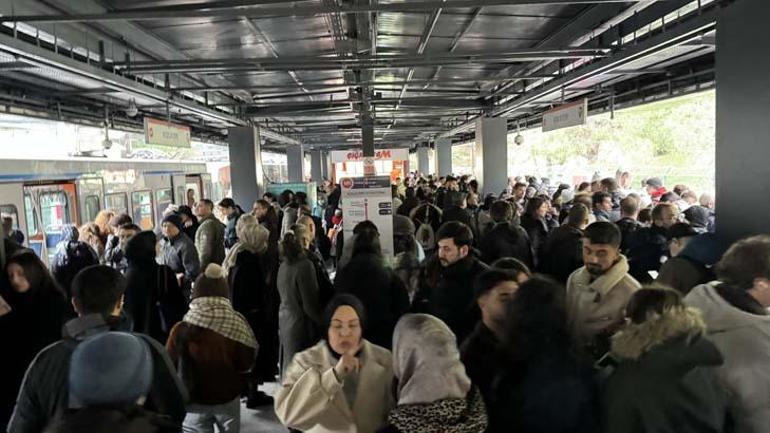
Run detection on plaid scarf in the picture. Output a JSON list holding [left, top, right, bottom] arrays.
[[183, 297, 257, 349]]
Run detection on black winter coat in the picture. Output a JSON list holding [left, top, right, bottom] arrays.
[[414, 254, 489, 344], [334, 253, 410, 349], [124, 259, 187, 344], [538, 224, 584, 283], [478, 222, 533, 268], [520, 214, 553, 268], [442, 206, 473, 228], [626, 225, 669, 284], [616, 217, 641, 254], [460, 323, 501, 409]]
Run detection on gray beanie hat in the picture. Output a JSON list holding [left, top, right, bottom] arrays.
[[68, 332, 153, 409]]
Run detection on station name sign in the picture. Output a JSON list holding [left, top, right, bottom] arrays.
[[331, 148, 409, 163], [542, 99, 588, 132], [144, 117, 192, 148]]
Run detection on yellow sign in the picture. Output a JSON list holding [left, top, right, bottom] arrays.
[[144, 117, 191, 148]]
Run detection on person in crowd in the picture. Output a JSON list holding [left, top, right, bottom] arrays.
[[2, 215, 24, 246], [658, 230, 724, 295], [397, 187, 420, 217], [0, 218, 22, 272], [254, 198, 281, 291], [93, 210, 116, 255], [195, 199, 226, 270], [684, 205, 712, 234], [414, 221, 489, 343], [645, 177, 668, 204], [520, 196, 555, 266], [158, 213, 200, 301], [186, 188, 197, 208], [602, 287, 727, 433], [478, 200, 533, 268], [177, 205, 200, 241], [511, 182, 527, 212], [50, 224, 100, 298], [539, 203, 589, 283], [218, 198, 243, 250], [442, 191, 473, 228], [378, 314, 487, 433], [638, 208, 653, 227], [685, 235, 770, 433], [0, 252, 70, 430], [334, 229, 410, 349], [105, 223, 140, 272], [626, 202, 679, 284], [103, 214, 133, 266], [78, 222, 106, 260], [461, 266, 530, 408], [277, 223, 324, 376], [124, 231, 187, 343], [592, 191, 614, 223], [489, 277, 596, 433], [222, 214, 278, 407], [566, 222, 641, 359], [297, 214, 334, 307], [410, 201, 443, 254], [393, 215, 422, 302], [275, 295, 395, 433], [8, 265, 186, 433], [167, 264, 257, 433], [279, 191, 300, 239], [616, 196, 641, 254], [46, 331, 174, 433]]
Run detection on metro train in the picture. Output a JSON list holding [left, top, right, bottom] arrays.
[[0, 157, 215, 262]]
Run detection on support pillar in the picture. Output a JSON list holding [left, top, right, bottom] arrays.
[[436, 137, 452, 177], [286, 144, 305, 183], [417, 146, 430, 175], [474, 117, 508, 196], [227, 126, 264, 209], [310, 150, 324, 182], [715, 0, 770, 243]]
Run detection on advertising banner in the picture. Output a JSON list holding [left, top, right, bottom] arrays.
[[339, 176, 394, 256]]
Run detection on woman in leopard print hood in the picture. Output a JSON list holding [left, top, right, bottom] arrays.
[[377, 314, 488, 433]]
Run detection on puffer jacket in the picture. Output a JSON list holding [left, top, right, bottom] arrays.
[[377, 389, 487, 433], [686, 283, 770, 433], [50, 225, 99, 297], [603, 306, 728, 433], [195, 214, 225, 270]]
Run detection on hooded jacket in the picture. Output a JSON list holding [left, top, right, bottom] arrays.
[[686, 283, 770, 433], [602, 307, 728, 433], [50, 225, 99, 297], [566, 255, 641, 357], [656, 234, 723, 295]]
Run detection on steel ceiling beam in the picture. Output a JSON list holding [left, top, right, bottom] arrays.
[[3, 0, 660, 23], [425, 6, 483, 90]]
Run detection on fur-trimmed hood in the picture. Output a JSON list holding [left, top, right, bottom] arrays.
[[611, 307, 707, 360]]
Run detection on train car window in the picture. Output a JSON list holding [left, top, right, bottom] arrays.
[[155, 189, 173, 222], [23, 194, 37, 236], [132, 190, 154, 230], [176, 186, 185, 204], [105, 193, 128, 215], [84, 195, 100, 222], [40, 192, 70, 233]]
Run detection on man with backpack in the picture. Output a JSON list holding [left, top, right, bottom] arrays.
[[8, 265, 187, 433], [50, 225, 100, 299]]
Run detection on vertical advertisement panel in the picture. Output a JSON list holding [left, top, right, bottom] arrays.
[[340, 176, 394, 256]]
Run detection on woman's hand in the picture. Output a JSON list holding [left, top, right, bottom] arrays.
[[334, 352, 359, 377]]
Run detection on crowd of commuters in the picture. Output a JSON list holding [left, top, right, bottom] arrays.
[[0, 168, 768, 433]]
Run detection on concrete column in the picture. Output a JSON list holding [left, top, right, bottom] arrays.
[[310, 150, 324, 182], [417, 146, 430, 175], [322, 151, 332, 180], [474, 117, 508, 196], [227, 126, 264, 209], [436, 137, 452, 177], [286, 144, 305, 182], [715, 0, 770, 243]]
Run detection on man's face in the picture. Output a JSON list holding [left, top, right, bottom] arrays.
[[478, 280, 520, 327], [195, 202, 212, 218], [645, 184, 657, 195], [218, 206, 234, 217], [253, 203, 267, 219], [437, 238, 468, 267], [447, 180, 459, 191], [118, 228, 138, 250], [598, 197, 613, 212], [669, 237, 691, 257], [656, 206, 679, 229], [514, 186, 526, 200], [162, 222, 180, 238], [583, 239, 620, 276]]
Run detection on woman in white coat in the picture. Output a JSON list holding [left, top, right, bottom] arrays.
[[275, 294, 395, 433]]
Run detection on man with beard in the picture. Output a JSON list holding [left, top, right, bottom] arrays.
[[566, 222, 640, 360]]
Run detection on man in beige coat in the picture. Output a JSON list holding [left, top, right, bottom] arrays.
[[566, 222, 641, 359]]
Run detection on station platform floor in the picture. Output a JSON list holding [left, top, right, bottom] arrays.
[[238, 382, 286, 433]]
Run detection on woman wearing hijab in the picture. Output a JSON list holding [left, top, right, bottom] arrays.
[[124, 231, 187, 343], [223, 214, 279, 407], [167, 264, 257, 433], [275, 294, 395, 433], [0, 251, 69, 430], [378, 314, 487, 433], [602, 287, 728, 433], [489, 277, 596, 433]]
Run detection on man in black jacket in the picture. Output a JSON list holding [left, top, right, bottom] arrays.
[[8, 266, 187, 433], [414, 221, 489, 343], [539, 203, 589, 283], [478, 200, 533, 267], [626, 203, 679, 284]]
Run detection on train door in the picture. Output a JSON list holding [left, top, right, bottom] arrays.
[[199, 173, 213, 200], [23, 183, 78, 264], [0, 183, 27, 248], [76, 178, 104, 225], [171, 174, 187, 206]]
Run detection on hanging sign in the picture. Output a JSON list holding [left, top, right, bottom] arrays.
[[144, 117, 191, 148], [542, 99, 588, 132], [340, 176, 394, 256]]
